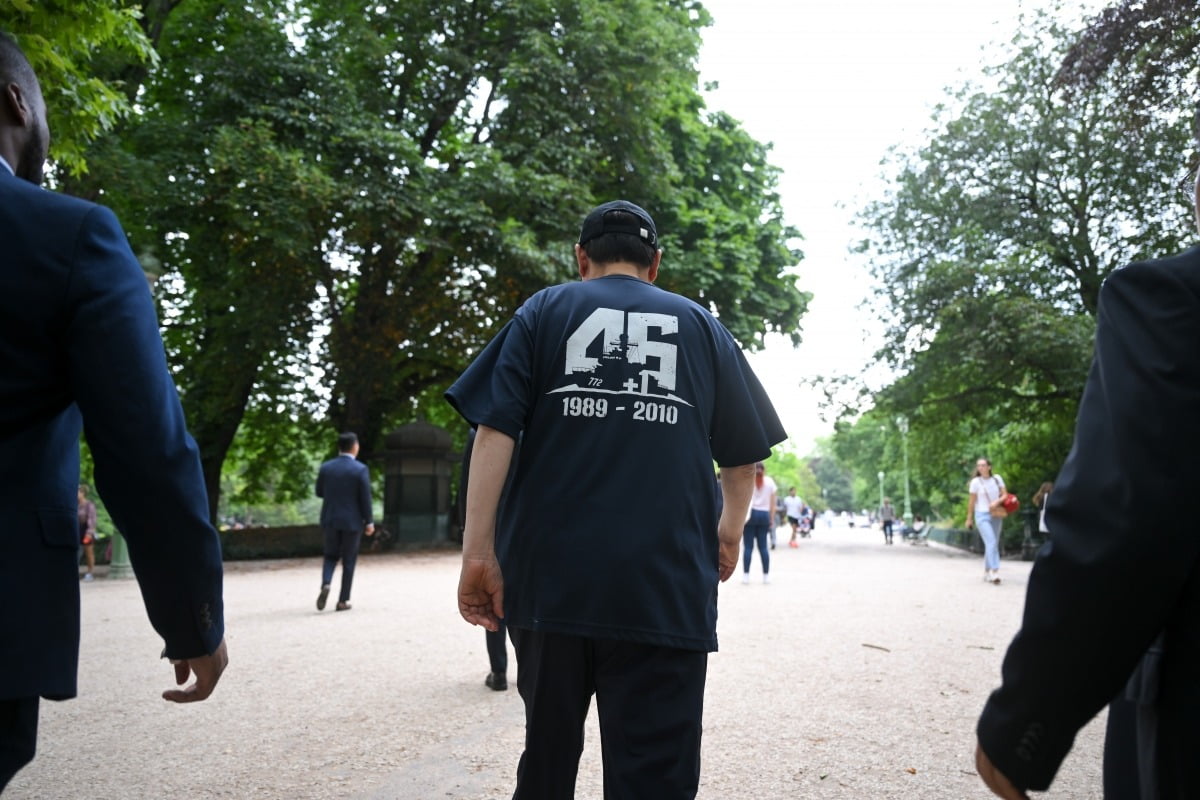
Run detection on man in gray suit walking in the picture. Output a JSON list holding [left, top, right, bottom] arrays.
[[315, 432, 374, 611]]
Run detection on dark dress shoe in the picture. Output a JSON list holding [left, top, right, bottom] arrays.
[[317, 584, 330, 611], [336, 601, 352, 611], [485, 672, 507, 691]]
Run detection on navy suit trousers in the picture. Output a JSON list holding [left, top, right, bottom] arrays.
[[0, 697, 38, 793], [321, 528, 362, 603]]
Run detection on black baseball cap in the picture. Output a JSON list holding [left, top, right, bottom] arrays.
[[578, 200, 658, 249]]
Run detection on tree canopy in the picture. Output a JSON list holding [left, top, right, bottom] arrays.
[[0, 0, 156, 175], [1059, 0, 1200, 110], [10, 0, 810, 518], [838, 7, 1197, 515]]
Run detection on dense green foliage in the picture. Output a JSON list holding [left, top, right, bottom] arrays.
[[1059, 0, 1200, 116], [8, 0, 808, 518], [0, 0, 156, 174], [837, 7, 1198, 517], [762, 446, 826, 512]]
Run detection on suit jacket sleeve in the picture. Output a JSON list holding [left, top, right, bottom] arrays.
[[977, 257, 1200, 790], [358, 463, 373, 526], [65, 204, 224, 660]]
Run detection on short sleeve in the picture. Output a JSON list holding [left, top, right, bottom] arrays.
[[708, 327, 786, 466], [445, 313, 536, 440]]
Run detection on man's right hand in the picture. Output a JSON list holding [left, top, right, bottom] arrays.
[[716, 516, 743, 582], [459, 554, 504, 631], [163, 637, 228, 703]]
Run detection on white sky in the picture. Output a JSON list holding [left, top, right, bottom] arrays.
[[697, 0, 1108, 453]]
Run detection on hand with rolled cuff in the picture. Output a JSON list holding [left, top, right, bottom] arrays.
[[976, 742, 1029, 800], [163, 637, 229, 703]]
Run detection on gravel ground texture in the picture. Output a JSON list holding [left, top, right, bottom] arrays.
[[9, 522, 1104, 799]]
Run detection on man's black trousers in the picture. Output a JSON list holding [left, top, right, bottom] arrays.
[[508, 628, 707, 800]]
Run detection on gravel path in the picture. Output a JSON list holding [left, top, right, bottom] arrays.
[[9, 522, 1104, 799]]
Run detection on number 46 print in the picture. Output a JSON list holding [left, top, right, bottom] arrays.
[[563, 307, 678, 395]]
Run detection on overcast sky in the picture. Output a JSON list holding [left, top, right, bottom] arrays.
[[696, 0, 1108, 453]]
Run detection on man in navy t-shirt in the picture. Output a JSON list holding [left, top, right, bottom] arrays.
[[446, 199, 785, 799]]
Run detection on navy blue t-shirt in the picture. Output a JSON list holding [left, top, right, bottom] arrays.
[[446, 273, 785, 651]]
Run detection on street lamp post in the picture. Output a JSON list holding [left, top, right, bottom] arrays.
[[107, 531, 134, 579], [896, 415, 913, 527]]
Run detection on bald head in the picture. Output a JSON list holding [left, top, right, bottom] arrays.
[[0, 32, 49, 184]]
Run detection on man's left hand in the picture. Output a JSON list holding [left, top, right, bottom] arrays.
[[163, 637, 228, 704], [976, 742, 1029, 799], [716, 515, 743, 582]]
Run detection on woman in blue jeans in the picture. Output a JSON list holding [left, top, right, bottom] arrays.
[[742, 462, 777, 584], [966, 457, 1006, 584]]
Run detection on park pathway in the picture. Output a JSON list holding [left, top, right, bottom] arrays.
[[10, 521, 1104, 799]]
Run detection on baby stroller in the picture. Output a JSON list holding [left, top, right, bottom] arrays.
[[799, 514, 813, 538]]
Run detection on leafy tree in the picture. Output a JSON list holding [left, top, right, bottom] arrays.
[[1058, 0, 1200, 117], [847, 8, 1194, 507], [764, 446, 824, 512], [58, 0, 808, 519], [808, 442, 854, 512], [301, 0, 809, 455], [77, 0, 340, 519], [0, 0, 157, 174]]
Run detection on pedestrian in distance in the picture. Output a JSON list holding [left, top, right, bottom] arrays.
[[772, 492, 785, 545], [76, 485, 97, 582], [966, 458, 1006, 584], [448, 199, 784, 800], [315, 432, 375, 612], [783, 487, 804, 547], [0, 32, 227, 793], [1032, 481, 1054, 539], [879, 497, 896, 545], [975, 139, 1200, 800], [743, 462, 777, 583]]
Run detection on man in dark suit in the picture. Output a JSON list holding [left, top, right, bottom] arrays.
[[0, 33, 227, 792], [315, 432, 374, 611], [975, 163, 1200, 798]]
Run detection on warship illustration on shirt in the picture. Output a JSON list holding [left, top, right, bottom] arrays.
[[548, 307, 692, 407]]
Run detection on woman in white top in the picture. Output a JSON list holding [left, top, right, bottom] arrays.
[[742, 462, 777, 584], [966, 458, 1005, 584]]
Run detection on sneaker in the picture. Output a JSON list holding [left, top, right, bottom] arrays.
[[763, 574, 771, 585], [788, 540, 799, 548], [485, 672, 508, 691], [991, 572, 1002, 585], [82, 573, 94, 582], [741, 573, 750, 585]]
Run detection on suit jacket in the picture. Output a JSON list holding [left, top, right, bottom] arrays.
[[977, 246, 1200, 795], [316, 454, 372, 532], [0, 169, 224, 701]]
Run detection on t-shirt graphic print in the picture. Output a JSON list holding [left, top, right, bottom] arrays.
[[549, 307, 692, 427]]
